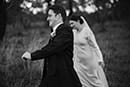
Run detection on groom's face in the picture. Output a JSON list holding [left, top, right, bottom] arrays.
[[47, 9, 58, 28]]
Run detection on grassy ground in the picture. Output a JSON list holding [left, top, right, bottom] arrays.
[[93, 21, 130, 87], [0, 20, 130, 87]]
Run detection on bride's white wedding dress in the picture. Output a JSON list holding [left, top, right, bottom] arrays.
[[73, 18, 109, 87]]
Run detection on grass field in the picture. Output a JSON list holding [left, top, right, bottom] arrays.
[[94, 21, 130, 87], [0, 20, 130, 87]]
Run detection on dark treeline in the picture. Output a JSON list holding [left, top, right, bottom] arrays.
[[0, 0, 130, 42]]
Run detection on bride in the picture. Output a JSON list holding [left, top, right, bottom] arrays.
[[69, 14, 109, 87]]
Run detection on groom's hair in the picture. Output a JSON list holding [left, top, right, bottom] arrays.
[[69, 14, 84, 24], [48, 5, 66, 22]]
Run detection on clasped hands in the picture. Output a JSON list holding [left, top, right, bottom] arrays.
[[21, 51, 31, 60]]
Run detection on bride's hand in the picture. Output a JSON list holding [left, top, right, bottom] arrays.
[[99, 62, 105, 68]]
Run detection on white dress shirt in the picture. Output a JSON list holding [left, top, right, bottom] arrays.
[[50, 22, 63, 37]]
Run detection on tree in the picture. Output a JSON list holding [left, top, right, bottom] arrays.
[[7, 0, 122, 27], [68, 0, 73, 16], [113, 0, 130, 20], [0, 0, 7, 42], [93, 0, 120, 32]]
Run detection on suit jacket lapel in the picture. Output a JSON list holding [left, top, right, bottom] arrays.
[[50, 23, 64, 41]]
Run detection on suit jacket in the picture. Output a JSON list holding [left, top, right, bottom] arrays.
[[31, 23, 82, 87]]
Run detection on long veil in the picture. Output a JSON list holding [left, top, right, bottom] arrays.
[[80, 16, 104, 63]]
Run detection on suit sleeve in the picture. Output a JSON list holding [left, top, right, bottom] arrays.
[[31, 27, 72, 60]]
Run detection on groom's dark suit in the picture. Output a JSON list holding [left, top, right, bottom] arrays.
[[31, 23, 82, 87]]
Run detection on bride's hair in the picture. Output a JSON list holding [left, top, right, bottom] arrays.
[[69, 14, 84, 24]]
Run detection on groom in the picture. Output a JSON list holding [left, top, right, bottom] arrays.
[[22, 5, 82, 87]]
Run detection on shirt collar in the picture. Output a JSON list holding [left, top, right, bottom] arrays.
[[53, 22, 63, 32]]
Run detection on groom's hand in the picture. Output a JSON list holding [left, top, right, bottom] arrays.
[[21, 51, 31, 60]]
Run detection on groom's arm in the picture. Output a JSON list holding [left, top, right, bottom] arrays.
[[31, 27, 73, 60]]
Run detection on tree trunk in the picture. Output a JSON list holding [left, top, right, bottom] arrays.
[[0, 0, 6, 41], [68, 0, 73, 17]]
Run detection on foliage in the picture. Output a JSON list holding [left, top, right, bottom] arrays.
[[6, 0, 127, 25]]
